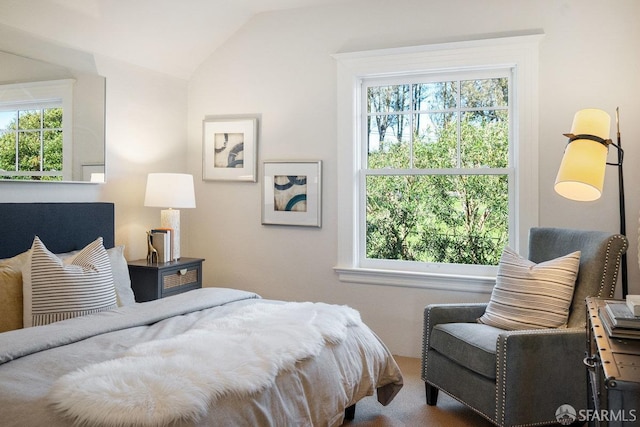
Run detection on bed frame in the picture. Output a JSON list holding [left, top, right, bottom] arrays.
[[0, 202, 115, 259]]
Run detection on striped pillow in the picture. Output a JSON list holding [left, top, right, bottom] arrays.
[[23, 237, 118, 327], [478, 247, 580, 330]]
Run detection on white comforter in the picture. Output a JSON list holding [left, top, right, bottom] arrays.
[[0, 288, 403, 427]]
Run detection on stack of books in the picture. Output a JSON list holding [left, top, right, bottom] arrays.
[[149, 228, 175, 263], [599, 298, 640, 339]]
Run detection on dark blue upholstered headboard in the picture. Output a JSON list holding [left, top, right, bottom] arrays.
[[0, 203, 115, 259]]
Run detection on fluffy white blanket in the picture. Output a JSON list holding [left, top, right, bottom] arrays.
[[48, 301, 361, 426]]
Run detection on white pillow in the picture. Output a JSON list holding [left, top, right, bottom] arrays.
[[106, 246, 136, 306], [478, 246, 580, 330], [23, 236, 118, 327]]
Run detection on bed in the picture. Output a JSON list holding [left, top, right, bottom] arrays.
[[0, 202, 403, 427]]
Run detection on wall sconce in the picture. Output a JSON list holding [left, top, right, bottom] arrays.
[[554, 108, 627, 296], [144, 173, 196, 260]]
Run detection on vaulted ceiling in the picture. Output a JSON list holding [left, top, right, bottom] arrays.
[[0, 0, 353, 79]]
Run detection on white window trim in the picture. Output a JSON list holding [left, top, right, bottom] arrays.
[[333, 34, 542, 292], [0, 79, 74, 180]]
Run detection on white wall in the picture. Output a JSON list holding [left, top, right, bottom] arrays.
[[187, 0, 640, 357], [94, 56, 189, 260]]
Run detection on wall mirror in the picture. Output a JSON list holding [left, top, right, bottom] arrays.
[[0, 50, 105, 183]]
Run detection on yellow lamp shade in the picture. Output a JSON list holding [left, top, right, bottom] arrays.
[[568, 109, 611, 139], [554, 109, 611, 202]]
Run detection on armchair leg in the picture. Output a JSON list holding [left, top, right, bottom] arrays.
[[425, 382, 439, 405]]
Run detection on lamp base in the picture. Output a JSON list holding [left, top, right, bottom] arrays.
[[160, 209, 181, 260]]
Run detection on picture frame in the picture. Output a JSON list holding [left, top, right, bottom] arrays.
[[202, 115, 258, 181], [262, 161, 322, 227]]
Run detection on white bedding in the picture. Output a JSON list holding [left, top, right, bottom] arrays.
[[0, 288, 403, 427]]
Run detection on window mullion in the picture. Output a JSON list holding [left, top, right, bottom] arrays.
[[364, 167, 512, 176], [13, 127, 18, 171], [39, 109, 44, 172], [456, 80, 462, 168]]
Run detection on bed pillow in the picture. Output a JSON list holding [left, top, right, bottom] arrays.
[[23, 236, 118, 327], [106, 246, 136, 306], [57, 245, 136, 307], [0, 251, 30, 332], [478, 246, 580, 330]]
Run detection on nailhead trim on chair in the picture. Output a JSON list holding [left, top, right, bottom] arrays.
[[595, 235, 627, 299], [420, 306, 430, 382], [496, 334, 506, 426]]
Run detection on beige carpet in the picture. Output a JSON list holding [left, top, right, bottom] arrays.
[[342, 356, 495, 427]]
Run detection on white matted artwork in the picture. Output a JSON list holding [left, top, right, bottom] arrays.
[[202, 115, 258, 181], [262, 161, 322, 227]]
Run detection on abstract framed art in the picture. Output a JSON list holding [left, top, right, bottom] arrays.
[[262, 161, 322, 227], [202, 115, 258, 181]]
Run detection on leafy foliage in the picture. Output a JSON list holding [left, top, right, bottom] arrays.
[[365, 78, 509, 266], [0, 108, 63, 180]]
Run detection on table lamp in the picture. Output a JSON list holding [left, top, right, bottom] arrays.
[[144, 173, 196, 260]]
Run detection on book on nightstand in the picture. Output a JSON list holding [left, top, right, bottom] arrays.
[[599, 306, 640, 339], [150, 229, 171, 263], [605, 301, 640, 329], [152, 227, 175, 261]]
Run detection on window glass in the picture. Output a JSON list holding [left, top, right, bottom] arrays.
[[364, 76, 511, 267], [414, 81, 457, 110], [366, 174, 508, 265], [367, 113, 411, 169], [0, 107, 63, 180], [0, 79, 73, 181]]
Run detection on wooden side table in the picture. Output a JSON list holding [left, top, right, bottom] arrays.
[[127, 257, 204, 302], [585, 297, 640, 426]]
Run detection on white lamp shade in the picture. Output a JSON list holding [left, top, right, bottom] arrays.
[[90, 173, 105, 183], [554, 109, 611, 202], [144, 173, 196, 208]]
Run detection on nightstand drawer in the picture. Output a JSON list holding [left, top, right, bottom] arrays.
[[128, 257, 204, 302], [162, 266, 199, 292]]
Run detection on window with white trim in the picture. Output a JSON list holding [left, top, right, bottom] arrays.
[[0, 79, 73, 181], [334, 35, 542, 291]]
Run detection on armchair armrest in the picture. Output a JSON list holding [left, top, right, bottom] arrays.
[[496, 327, 588, 425], [422, 303, 488, 377], [424, 303, 488, 334]]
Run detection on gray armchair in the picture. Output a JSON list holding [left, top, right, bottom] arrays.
[[421, 227, 628, 426]]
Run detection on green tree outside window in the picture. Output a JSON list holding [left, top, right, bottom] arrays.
[[0, 108, 63, 180], [365, 78, 509, 265]]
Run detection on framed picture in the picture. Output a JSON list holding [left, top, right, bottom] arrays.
[[262, 161, 322, 227], [202, 115, 258, 181]]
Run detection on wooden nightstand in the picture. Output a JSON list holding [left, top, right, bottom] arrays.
[[127, 257, 204, 302], [585, 297, 640, 426]]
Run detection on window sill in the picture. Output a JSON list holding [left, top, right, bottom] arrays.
[[334, 266, 495, 293]]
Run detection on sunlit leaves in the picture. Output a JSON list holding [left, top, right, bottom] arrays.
[[365, 77, 509, 266], [0, 108, 63, 180]]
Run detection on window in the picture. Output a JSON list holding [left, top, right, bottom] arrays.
[[364, 72, 511, 269], [0, 80, 73, 181], [334, 35, 542, 291]]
